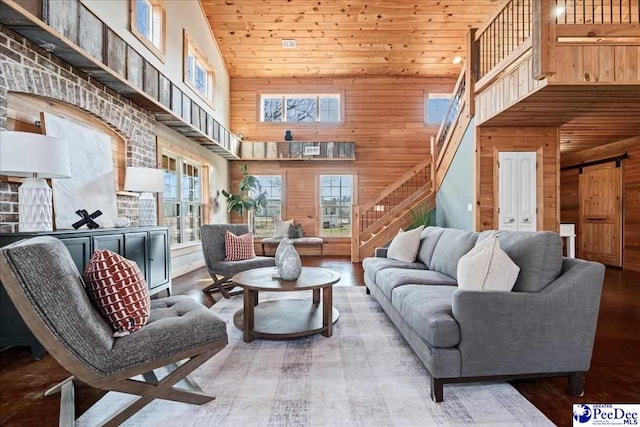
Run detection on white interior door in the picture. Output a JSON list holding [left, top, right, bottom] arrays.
[[498, 151, 537, 231]]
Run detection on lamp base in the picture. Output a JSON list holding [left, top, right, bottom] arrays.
[[18, 178, 53, 232], [138, 192, 157, 227]]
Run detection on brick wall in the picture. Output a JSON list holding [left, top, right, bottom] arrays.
[[0, 25, 157, 232]]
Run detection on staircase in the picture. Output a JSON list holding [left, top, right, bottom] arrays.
[[350, 60, 474, 262], [351, 160, 435, 262]]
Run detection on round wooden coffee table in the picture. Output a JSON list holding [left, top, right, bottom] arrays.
[[231, 267, 340, 343]]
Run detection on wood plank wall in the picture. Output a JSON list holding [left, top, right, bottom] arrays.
[[230, 77, 454, 256], [475, 126, 561, 232], [552, 45, 640, 84], [561, 135, 640, 272]]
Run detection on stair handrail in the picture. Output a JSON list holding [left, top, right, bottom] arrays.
[[359, 159, 432, 214], [433, 67, 467, 171]]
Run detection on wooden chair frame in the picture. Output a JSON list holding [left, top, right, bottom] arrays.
[[0, 259, 228, 426]]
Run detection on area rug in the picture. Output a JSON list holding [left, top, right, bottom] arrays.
[[78, 286, 552, 426]]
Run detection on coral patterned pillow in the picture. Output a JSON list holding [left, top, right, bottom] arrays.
[[84, 249, 150, 336], [225, 230, 256, 261]]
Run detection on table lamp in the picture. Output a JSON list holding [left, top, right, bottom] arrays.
[[124, 166, 164, 227], [0, 131, 70, 232]]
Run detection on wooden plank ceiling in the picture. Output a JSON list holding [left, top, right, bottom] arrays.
[[200, 0, 500, 78], [480, 86, 640, 153]]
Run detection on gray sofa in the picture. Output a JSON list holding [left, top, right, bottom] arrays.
[[363, 226, 605, 402]]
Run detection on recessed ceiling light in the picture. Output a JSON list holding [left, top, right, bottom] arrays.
[[555, 5, 565, 17], [281, 39, 296, 48], [452, 56, 463, 64]]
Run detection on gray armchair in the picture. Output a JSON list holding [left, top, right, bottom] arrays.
[[0, 236, 228, 426], [201, 224, 275, 298]]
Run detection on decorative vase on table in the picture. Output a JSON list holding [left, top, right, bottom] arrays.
[[275, 237, 290, 266], [276, 238, 302, 280]]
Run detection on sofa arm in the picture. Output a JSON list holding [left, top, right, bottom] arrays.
[[451, 258, 604, 377], [374, 247, 389, 258]]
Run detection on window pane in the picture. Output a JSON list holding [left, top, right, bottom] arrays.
[[426, 96, 451, 124], [163, 202, 181, 245], [151, 5, 162, 47], [286, 97, 316, 122], [319, 97, 340, 122], [186, 55, 194, 84], [136, 0, 152, 38], [262, 97, 283, 122], [162, 154, 178, 200], [194, 61, 207, 95], [183, 203, 202, 243]]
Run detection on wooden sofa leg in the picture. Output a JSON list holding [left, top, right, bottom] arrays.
[[430, 377, 444, 402], [568, 372, 585, 396]]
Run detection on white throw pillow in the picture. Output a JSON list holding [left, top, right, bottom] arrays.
[[273, 219, 293, 238], [387, 226, 425, 263], [457, 234, 520, 292]]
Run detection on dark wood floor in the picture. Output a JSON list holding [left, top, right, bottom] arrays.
[[0, 257, 638, 426]]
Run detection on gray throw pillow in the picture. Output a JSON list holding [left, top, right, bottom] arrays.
[[387, 226, 425, 263]]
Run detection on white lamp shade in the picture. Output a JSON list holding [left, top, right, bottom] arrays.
[[124, 166, 165, 193], [0, 131, 70, 178]]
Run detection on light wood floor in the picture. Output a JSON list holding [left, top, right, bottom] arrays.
[[0, 257, 638, 427]]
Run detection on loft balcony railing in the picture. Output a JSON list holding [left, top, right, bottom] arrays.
[[474, 0, 640, 90], [0, 0, 241, 159]]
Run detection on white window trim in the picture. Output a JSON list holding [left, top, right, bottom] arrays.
[[260, 93, 342, 123], [252, 175, 284, 237], [161, 150, 204, 247], [425, 93, 453, 125], [183, 30, 216, 108], [319, 174, 353, 238]]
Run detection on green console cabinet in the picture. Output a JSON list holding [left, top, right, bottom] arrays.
[[0, 227, 171, 359]]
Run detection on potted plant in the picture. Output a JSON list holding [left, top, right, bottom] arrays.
[[221, 164, 268, 227], [408, 206, 437, 229]]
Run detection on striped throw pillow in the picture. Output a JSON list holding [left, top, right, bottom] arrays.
[[84, 249, 150, 336], [224, 230, 256, 261]]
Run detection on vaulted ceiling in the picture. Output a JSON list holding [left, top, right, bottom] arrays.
[[200, 0, 501, 78]]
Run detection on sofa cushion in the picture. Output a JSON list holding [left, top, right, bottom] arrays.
[[429, 228, 479, 279], [416, 226, 446, 266], [376, 268, 458, 300], [213, 257, 276, 276], [362, 257, 427, 278], [392, 285, 459, 348], [489, 230, 563, 293], [387, 225, 424, 262], [457, 234, 520, 292]]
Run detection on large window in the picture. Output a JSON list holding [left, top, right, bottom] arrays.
[[319, 175, 353, 237], [252, 176, 283, 237], [261, 94, 341, 123], [183, 31, 215, 105], [425, 93, 452, 125], [130, 0, 165, 59], [161, 152, 203, 246]]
